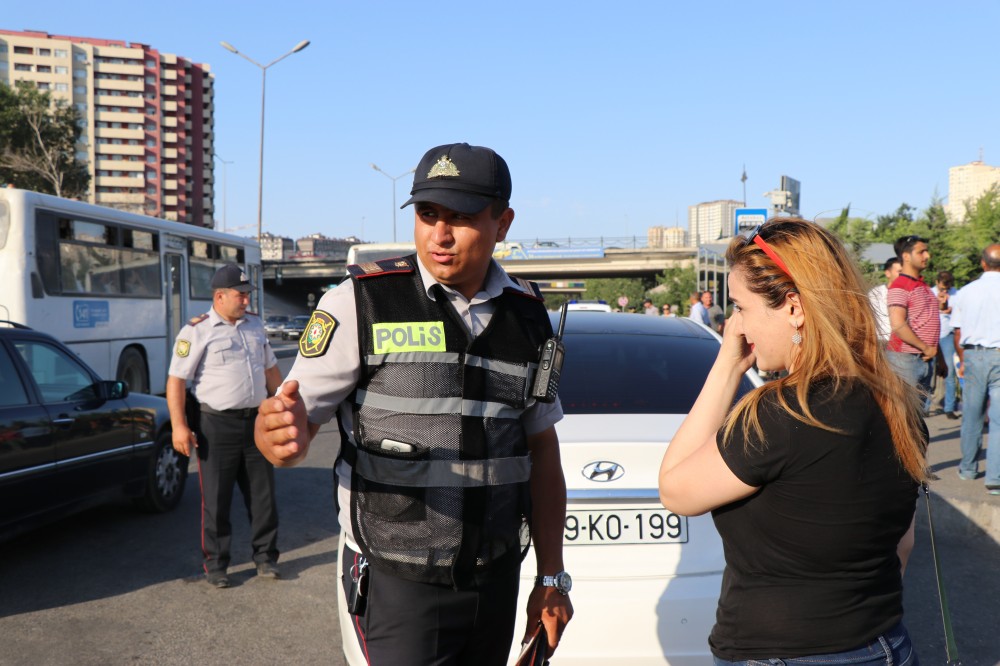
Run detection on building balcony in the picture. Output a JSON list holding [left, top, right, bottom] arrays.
[[164, 148, 178, 159], [95, 127, 144, 140], [96, 94, 144, 108], [163, 116, 177, 128], [96, 159, 144, 171], [163, 100, 178, 112], [163, 163, 178, 175], [95, 110, 141, 123], [96, 175, 145, 188], [164, 179, 178, 190], [96, 78, 144, 92], [97, 192, 145, 205], [162, 84, 177, 96], [96, 143, 145, 156], [94, 62, 144, 76], [163, 132, 178, 144], [165, 195, 178, 206]]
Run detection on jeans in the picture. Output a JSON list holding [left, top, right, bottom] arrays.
[[886, 351, 934, 399], [712, 621, 918, 666], [958, 348, 1000, 486], [936, 333, 958, 412]]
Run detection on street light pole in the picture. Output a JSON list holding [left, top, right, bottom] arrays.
[[212, 153, 233, 232], [370, 164, 415, 242], [220, 39, 310, 242]]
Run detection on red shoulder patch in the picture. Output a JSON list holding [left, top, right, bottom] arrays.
[[189, 313, 210, 326]]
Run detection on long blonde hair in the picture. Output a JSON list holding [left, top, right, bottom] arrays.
[[722, 218, 927, 482]]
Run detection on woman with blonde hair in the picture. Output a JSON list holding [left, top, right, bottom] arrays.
[[659, 218, 926, 665]]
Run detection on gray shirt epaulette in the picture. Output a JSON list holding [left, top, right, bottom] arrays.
[[347, 255, 416, 279], [506, 275, 545, 301]]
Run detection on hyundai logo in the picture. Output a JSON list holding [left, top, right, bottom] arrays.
[[582, 461, 624, 482]]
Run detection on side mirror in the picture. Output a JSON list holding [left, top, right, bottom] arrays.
[[102, 380, 129, 400]]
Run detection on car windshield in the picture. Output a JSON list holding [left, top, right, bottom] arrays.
[[291, 316, 310, 325], [558, 331, 754, 414], [267, 315, 289, 323]]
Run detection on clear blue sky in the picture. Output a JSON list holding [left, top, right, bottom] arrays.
[[6, 1, 998, 243]]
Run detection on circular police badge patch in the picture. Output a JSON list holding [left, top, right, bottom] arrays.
[[299, 310, 337, 358]]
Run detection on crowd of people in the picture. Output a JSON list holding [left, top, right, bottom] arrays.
[[867, 236, 1000, 496]]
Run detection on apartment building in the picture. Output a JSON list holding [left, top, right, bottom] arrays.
[[945, 160, 1000, 223], [688, 199, 741, 245], [0, 29, 214, 226], [647, 225, 688, 248]]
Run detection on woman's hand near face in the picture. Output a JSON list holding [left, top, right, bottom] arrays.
[[718, 312, 756, 376]]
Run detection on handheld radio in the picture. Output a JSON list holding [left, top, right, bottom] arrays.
[[531, 303, 568, 403]]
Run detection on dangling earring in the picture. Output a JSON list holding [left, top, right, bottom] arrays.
[[791, 324, 802, 345]]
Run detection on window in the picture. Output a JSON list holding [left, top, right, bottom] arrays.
[[14, 340, 95, 403], [188, 241, 243, 299], [34, 212, 162, 299], [39, 48, 51, 57], [37, 82, 51, 91], [0, 62, 7, 71], [55, 65, 68, 75], [74, 85, 85, 94], [55, 83, 69, 92], [55, 49, 68, 58], [145, 60, 155, 68], [15, 63, 32, 72], [74, 69, 86, 78], [14, 46, 33, 55], [75, 53, 87, 62], [37, 65, 52, 74], [0, 346, 29, 407]]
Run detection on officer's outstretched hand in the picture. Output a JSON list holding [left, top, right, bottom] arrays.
[[524, 585, 573, 659], [255, 380, 311, 467]]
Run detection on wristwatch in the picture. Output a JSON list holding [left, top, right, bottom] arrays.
[[535, 571, 572, 595]]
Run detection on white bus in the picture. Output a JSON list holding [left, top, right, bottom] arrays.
[[0, 188, 262, 395]]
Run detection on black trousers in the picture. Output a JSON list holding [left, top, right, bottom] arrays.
[[196, 408, 278, 573], [341, 542, 520, 666]]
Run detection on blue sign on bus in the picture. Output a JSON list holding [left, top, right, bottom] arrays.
[[73, 300, 110, 328]]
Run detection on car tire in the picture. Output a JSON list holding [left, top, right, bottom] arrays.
[[137, 431, 188, 513], [117, 347, 149, 394]]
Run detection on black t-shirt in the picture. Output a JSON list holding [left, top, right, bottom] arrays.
[[710, 380, 919, 660]]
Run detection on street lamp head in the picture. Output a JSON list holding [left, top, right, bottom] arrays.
[[292, 40, 311, 53], [220, 41, 238, 54]]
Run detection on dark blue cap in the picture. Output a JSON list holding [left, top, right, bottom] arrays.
[[401, 143, 512, 215]]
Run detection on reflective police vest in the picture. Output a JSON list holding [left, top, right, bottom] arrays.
[[344, 255, 551, 589]]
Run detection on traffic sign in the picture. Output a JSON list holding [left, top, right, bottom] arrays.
[[734, 208, 768, 235]]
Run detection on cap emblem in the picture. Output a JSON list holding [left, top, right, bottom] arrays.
[[240, 271, 248, 282], [427, 155, 460, 179]]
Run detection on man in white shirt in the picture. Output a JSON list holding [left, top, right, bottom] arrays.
[[952, 244, 1000, 494], [868, 257, 901, 343]]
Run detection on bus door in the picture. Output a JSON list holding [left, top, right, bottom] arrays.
[[165, 253, 186, 353]]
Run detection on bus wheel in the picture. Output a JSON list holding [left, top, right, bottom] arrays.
[[117, 347, 148, 394]]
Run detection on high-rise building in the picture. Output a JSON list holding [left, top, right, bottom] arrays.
[[945, 160, 1000, 223], [688, 200, 741, 245], [0, 29, 214, 226], [647, 225, 688, 248]]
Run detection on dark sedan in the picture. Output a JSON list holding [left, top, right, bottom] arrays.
[[0, 323, 187, 541]]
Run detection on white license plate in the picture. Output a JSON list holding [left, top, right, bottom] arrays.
[[564, 508, 688, 545]]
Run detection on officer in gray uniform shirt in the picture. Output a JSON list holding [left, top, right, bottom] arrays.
[[255, 143, 573, 665], [166, 263, 283, 589]]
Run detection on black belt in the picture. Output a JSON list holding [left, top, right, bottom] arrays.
[[200, 404, 259, 419], [962, 344, 999, 351]]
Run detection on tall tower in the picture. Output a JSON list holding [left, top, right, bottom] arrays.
[[0, 29, 215, 226]]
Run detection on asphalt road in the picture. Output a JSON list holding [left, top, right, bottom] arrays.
[[0, 348, 997, 665]]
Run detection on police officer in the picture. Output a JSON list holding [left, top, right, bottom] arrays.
[[167, 263, 283, 588], [255, 143, 573, 664]]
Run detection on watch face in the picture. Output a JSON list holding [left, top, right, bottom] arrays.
[[555, 571, 572, 593]]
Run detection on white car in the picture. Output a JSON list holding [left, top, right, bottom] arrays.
[[507, 312, 762, 665]]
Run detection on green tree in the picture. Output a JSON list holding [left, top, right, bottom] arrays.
[[582, 277, 653, 311], [651, 265, 697, 313], [0, 81, 90, 198], [945, 186, 1000, 284]]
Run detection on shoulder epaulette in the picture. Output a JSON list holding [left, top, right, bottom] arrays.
[[505, 275, 545, 302], [347, 255, 417, 279], [246, 310, 259, 317], [189, 313, 210, 326]]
